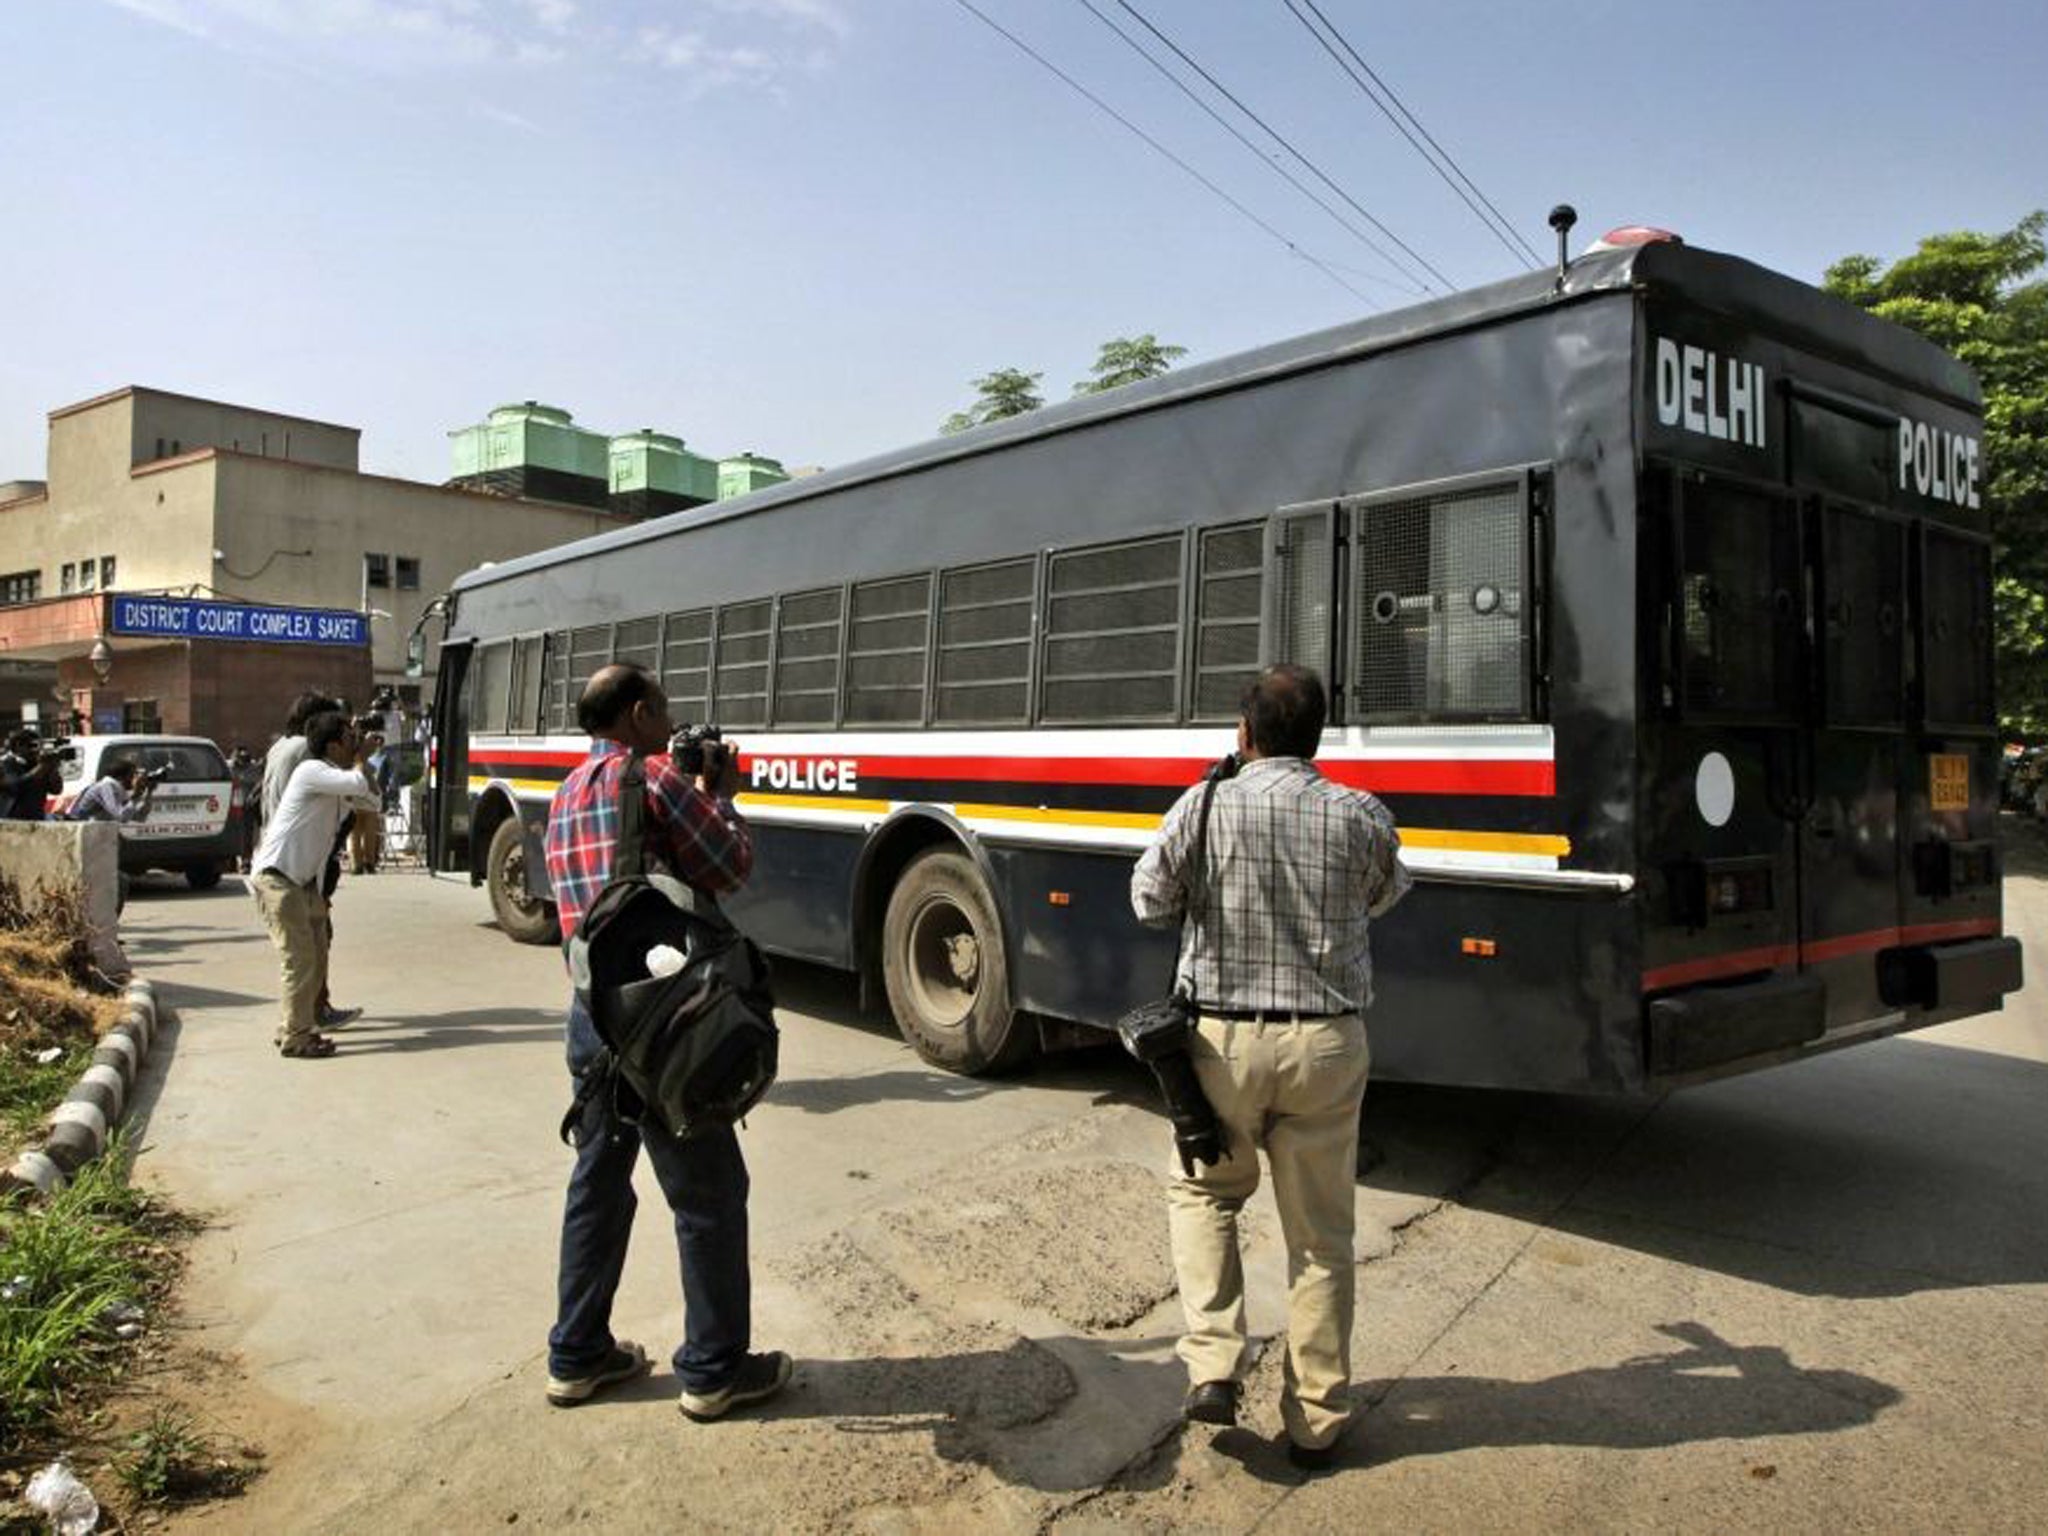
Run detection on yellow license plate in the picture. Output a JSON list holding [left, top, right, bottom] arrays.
[[1929, 753, 1970, 811]]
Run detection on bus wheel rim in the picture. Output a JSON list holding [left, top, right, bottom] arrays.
[[502, 842, 538, 913], [905, 893, 979, 1029]]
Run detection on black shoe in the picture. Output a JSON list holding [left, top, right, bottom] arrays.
[[1287, 1437, 1339, 1473], [1184, 1379, 1239, 1427], [546, 1340, 651, 1406], [679, 1350, 793, 1421]]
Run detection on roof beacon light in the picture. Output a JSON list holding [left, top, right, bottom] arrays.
[[1548, 204, 1577, 291], [1589, 225, 1684, 252]]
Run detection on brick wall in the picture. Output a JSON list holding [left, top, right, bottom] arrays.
[[57, 641, 372, 750]]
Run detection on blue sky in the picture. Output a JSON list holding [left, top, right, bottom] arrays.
[[2, 0, 2043, 485]]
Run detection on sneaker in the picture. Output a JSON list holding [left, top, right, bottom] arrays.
[[318, 1005, 363, 1029], [678, 1351, 793, 1421], [546, 1340, 651, 1407]]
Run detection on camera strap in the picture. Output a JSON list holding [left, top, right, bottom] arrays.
[[615, 752, 649, 880], [1170, 767, 1226, 1015]]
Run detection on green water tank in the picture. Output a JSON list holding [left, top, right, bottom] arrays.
[[717, 452, 789, 501]]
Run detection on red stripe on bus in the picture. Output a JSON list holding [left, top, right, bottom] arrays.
[[1641, 944, 1800, 992], [1801, 916, 2002, 964], [468, 747, 1554, 797], [1645, 917, 2004, 991]]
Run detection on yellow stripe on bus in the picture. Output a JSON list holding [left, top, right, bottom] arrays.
[[468, 776, 559, 797], [502, 781, 1570, 859], [954, 802, 1164, 831], [736, 792, 894, 815], [1400, 828, 1572, 857]]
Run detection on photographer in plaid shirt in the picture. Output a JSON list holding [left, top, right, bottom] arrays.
[[1130, 663, 1410, 1471]]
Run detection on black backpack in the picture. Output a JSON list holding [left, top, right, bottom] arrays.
[[559, 754, 778, 1145]]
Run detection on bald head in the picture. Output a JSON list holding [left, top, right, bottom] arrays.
[[577, 663, 671, 751], [1239, 664, 1326, 760]]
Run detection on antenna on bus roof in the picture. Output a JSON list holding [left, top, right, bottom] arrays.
[[1548, 204, 1577, 292]]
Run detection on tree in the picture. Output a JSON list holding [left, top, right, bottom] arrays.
[[1824, 212, 2048, 735], [1074, 333, 1187, 396], [939, 368, 1044, 435]]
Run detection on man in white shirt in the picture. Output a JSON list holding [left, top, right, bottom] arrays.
[[250, 711, 382, 1059]]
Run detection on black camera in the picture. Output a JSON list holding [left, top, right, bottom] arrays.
[[139, 762, 173, 784], [352, 712, 386, 737], [672, 722, 724, 777]]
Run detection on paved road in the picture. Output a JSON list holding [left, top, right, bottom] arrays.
[[121, 834, 2048, 1533]]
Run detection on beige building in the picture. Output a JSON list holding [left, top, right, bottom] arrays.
[[0, 386, 631, 742]]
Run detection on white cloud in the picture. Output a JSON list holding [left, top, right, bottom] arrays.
[[97, 0, 849, 91]]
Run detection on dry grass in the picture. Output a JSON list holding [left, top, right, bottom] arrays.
[[0, 878, 123, 1158]]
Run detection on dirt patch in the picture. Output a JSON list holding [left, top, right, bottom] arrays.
[[873, 1161, 1177, 1330]]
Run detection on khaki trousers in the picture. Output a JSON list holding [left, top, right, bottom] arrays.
[[252, 870, 329, 1049], [349, 810, 381, 874], [1167, 1011, 1370, 1449]]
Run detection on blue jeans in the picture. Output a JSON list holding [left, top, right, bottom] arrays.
[[548, 994, 752, 1390]]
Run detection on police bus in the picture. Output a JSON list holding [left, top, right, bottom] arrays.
[[425, 229, 2022, 1092]]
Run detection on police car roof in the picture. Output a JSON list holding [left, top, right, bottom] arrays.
[[452, 240, 1977, 597]]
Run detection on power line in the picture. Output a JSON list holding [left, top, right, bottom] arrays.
[[1283, 0, 1545, 269], [1076, 0, 1431, 296], [1111, 0, 1453, 293], [945, 0, 1378, 307]]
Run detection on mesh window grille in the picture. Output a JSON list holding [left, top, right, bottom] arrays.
[[1352, 482, 1528, 720], [1680, 481, 1799, 717], [1040, 534, 1183, 723], [661, 609, 713, 724], [474, 641, 513, 734], [613, 616, 661, 673], [936, 558, 1035, 724], [514, 636, 545, 732], [714, 599, 773, 726], [1821, 509, 1903, 727], [1922, 531, 1993, 727], [1269, 510, 1334, 675], [1194, 523, 1265, 719], [846, 573, 932, 724], [570, 624, 613, 706], [774, 587, 844, 726], [544, 631, 571, 732]]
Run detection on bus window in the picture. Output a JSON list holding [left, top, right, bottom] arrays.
[[514, 636, 545, 733], [1920, 529, 1994, 730], [774, 588, 845, 726], [543, 630, 571, 732], [935, 557, 1036, 725], [1192, 522, 1264, 720], [1677, 475, 1800, 719], [1265, 507, 1335, 681], [1040, 534, 1182, 724], [570, 625, 613, 701], [714, 599, 773, 726], [474, 641, 513, 733], [661, 609, 713, 724], [845, 574, 932, 725], [1819, 506, 1904, 727], [614, 616, 660, 673], [1351, 478, 1529, 721]]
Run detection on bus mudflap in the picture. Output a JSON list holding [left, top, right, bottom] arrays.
[[1646, 971, 1826, 1077], [1877, 936, 2023, 1012]]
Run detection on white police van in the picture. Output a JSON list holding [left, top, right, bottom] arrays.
[[54, 735, 242, 889]]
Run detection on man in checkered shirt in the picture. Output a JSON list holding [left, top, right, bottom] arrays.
[[1130, 663, 1410, 1471]]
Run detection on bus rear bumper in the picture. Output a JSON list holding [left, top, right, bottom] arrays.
[[1878, 935, 2023, 1012], [1646, 971, 1826, 1077]]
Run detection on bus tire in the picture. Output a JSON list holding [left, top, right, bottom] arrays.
[[488, 817, 560, 946], [881, 846, 1031, 1075]]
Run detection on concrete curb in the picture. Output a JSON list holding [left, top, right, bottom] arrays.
[[3, 979, 160, 1199]]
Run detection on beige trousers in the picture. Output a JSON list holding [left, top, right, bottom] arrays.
[[252, 870, 330, 1049], [1167, 1011, 1370, 1449]]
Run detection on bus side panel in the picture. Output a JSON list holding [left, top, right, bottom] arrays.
[[722, 823, 860, 969], [991, 845, 1178, 1025]]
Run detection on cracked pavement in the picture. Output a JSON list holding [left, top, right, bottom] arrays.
[[116, 831, 2048, 1532]]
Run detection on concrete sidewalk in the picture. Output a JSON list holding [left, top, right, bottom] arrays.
[[120, 862, 2048, 1533]]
